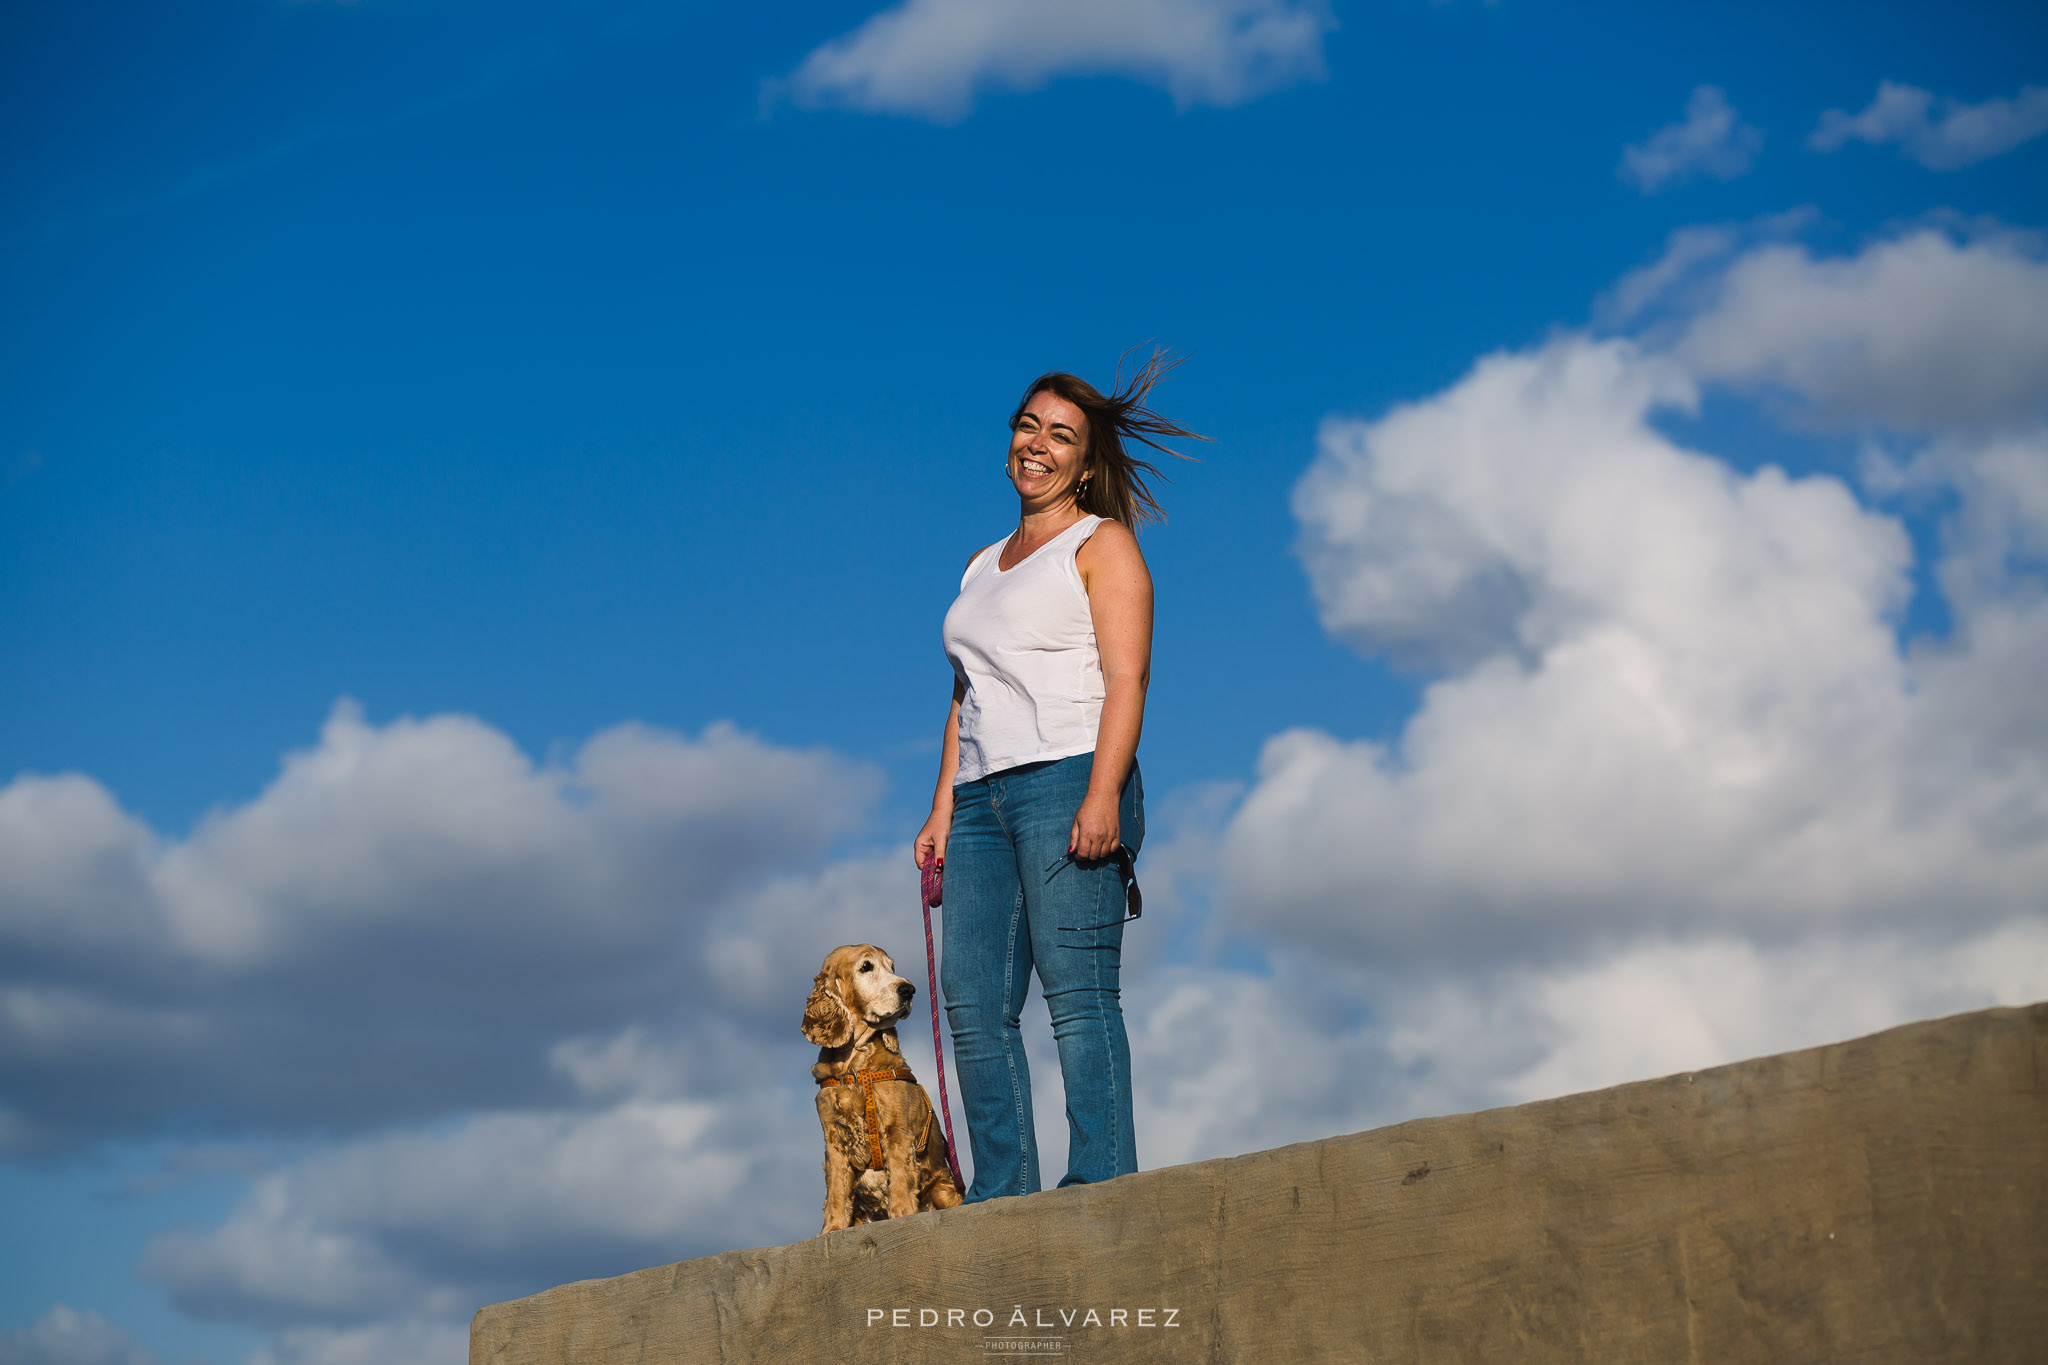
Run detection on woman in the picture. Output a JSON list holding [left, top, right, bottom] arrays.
[[912, 353, 1204, 1201]]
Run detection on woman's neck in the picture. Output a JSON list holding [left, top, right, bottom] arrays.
[[1012, 495, 1086, 550]]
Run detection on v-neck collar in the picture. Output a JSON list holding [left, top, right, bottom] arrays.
[[995, 515, 1094, 574]]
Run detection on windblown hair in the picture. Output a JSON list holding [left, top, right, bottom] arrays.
[[1010, 348, 1209, 528]]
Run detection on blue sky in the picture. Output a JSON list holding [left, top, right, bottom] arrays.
[[4, 3, 2047, 1363]]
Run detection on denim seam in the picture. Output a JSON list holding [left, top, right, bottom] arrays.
[[1096, 874, 1120, 1173], [1003, 884, 1030, 1196]]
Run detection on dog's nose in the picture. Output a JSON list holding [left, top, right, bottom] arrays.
[[897, 981, 915, 1001]]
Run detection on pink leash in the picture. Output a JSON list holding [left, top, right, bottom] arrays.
[[919, 853, 965, 1191]]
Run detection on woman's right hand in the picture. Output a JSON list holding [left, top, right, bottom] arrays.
[[913, 809, 949, 871]]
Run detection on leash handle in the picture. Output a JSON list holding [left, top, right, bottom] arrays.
[[919, 853, 964, 1192]]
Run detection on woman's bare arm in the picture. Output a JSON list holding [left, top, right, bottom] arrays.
[[1072, 521, 1152, 860], [914, 544, 987, 869], [913, 676, 967, 869]]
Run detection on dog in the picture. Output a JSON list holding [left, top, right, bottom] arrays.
[[803, 943, 963, 1232]]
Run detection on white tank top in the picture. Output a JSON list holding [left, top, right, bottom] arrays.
[[943, 515, 1107, 785]]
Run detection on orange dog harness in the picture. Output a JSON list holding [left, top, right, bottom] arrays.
[[817, 1067, 918, 1170]]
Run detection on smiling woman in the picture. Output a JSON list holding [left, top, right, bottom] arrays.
[[912, 352, 1207, 1202]]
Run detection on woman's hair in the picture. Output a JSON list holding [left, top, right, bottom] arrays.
[[1009, 348, 1208, 528]]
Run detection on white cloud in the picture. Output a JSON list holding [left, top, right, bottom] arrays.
[[1128, 920, 2048, 1167], [1673, 227, 2048, 429], [1618, 86, 1763, 193], [1595, 208, 1819, 331], [1130, 965, 1386, 1165], [1865, 423, 2048, 613], [141, 1095, 817, 1328], [1369, 921, 2048, 1124], [1238, 221, 2048, 983], [1260, 335, 2010, 958], [1599, 224, 1743, 326], [1472, 923, 2048, 1104], [0, 1307, 156, 1365], [1810, 81, 2048, 170], [776, 0, 1335, 122], [0, 702, 880, 1155]]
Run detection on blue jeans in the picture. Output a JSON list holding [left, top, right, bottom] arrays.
[[942, 752, 1143, 1201]]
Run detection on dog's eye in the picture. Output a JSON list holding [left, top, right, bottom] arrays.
[[859, 962, 873, 972]]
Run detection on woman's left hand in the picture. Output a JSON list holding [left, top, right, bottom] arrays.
[[1069, 791, 1121, 862]]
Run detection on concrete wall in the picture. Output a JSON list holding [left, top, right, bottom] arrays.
[[471, 1002, 2047, 1364]]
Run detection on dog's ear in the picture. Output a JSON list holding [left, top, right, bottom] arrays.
[[802, 970, 852, 1047]]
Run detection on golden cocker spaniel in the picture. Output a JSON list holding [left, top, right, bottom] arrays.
[[803, 943, 963, 1232]]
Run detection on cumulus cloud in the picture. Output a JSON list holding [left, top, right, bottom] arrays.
[[776, 0, 1335, 121], [0, 702, 880, 1155], [1672, 226, 2048, 429], [1233, 221, 2048, 1007], [1594, 208, 1818, 331], [0, 1307, 156, 1365], [1264, 336, 1990, 959], [1618, 86, 1763, 193], [1449, 921, 2048, 1106], [141, 1095, 818, 1327], [1129, 919, 2048, 1166], [1810, 81, 2048, 170]]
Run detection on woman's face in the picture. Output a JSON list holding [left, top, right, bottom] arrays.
[[1008, 389, 1091, 508]]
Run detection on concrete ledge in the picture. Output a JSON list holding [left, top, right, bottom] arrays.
[[471, 1002, 2047, 1363]]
